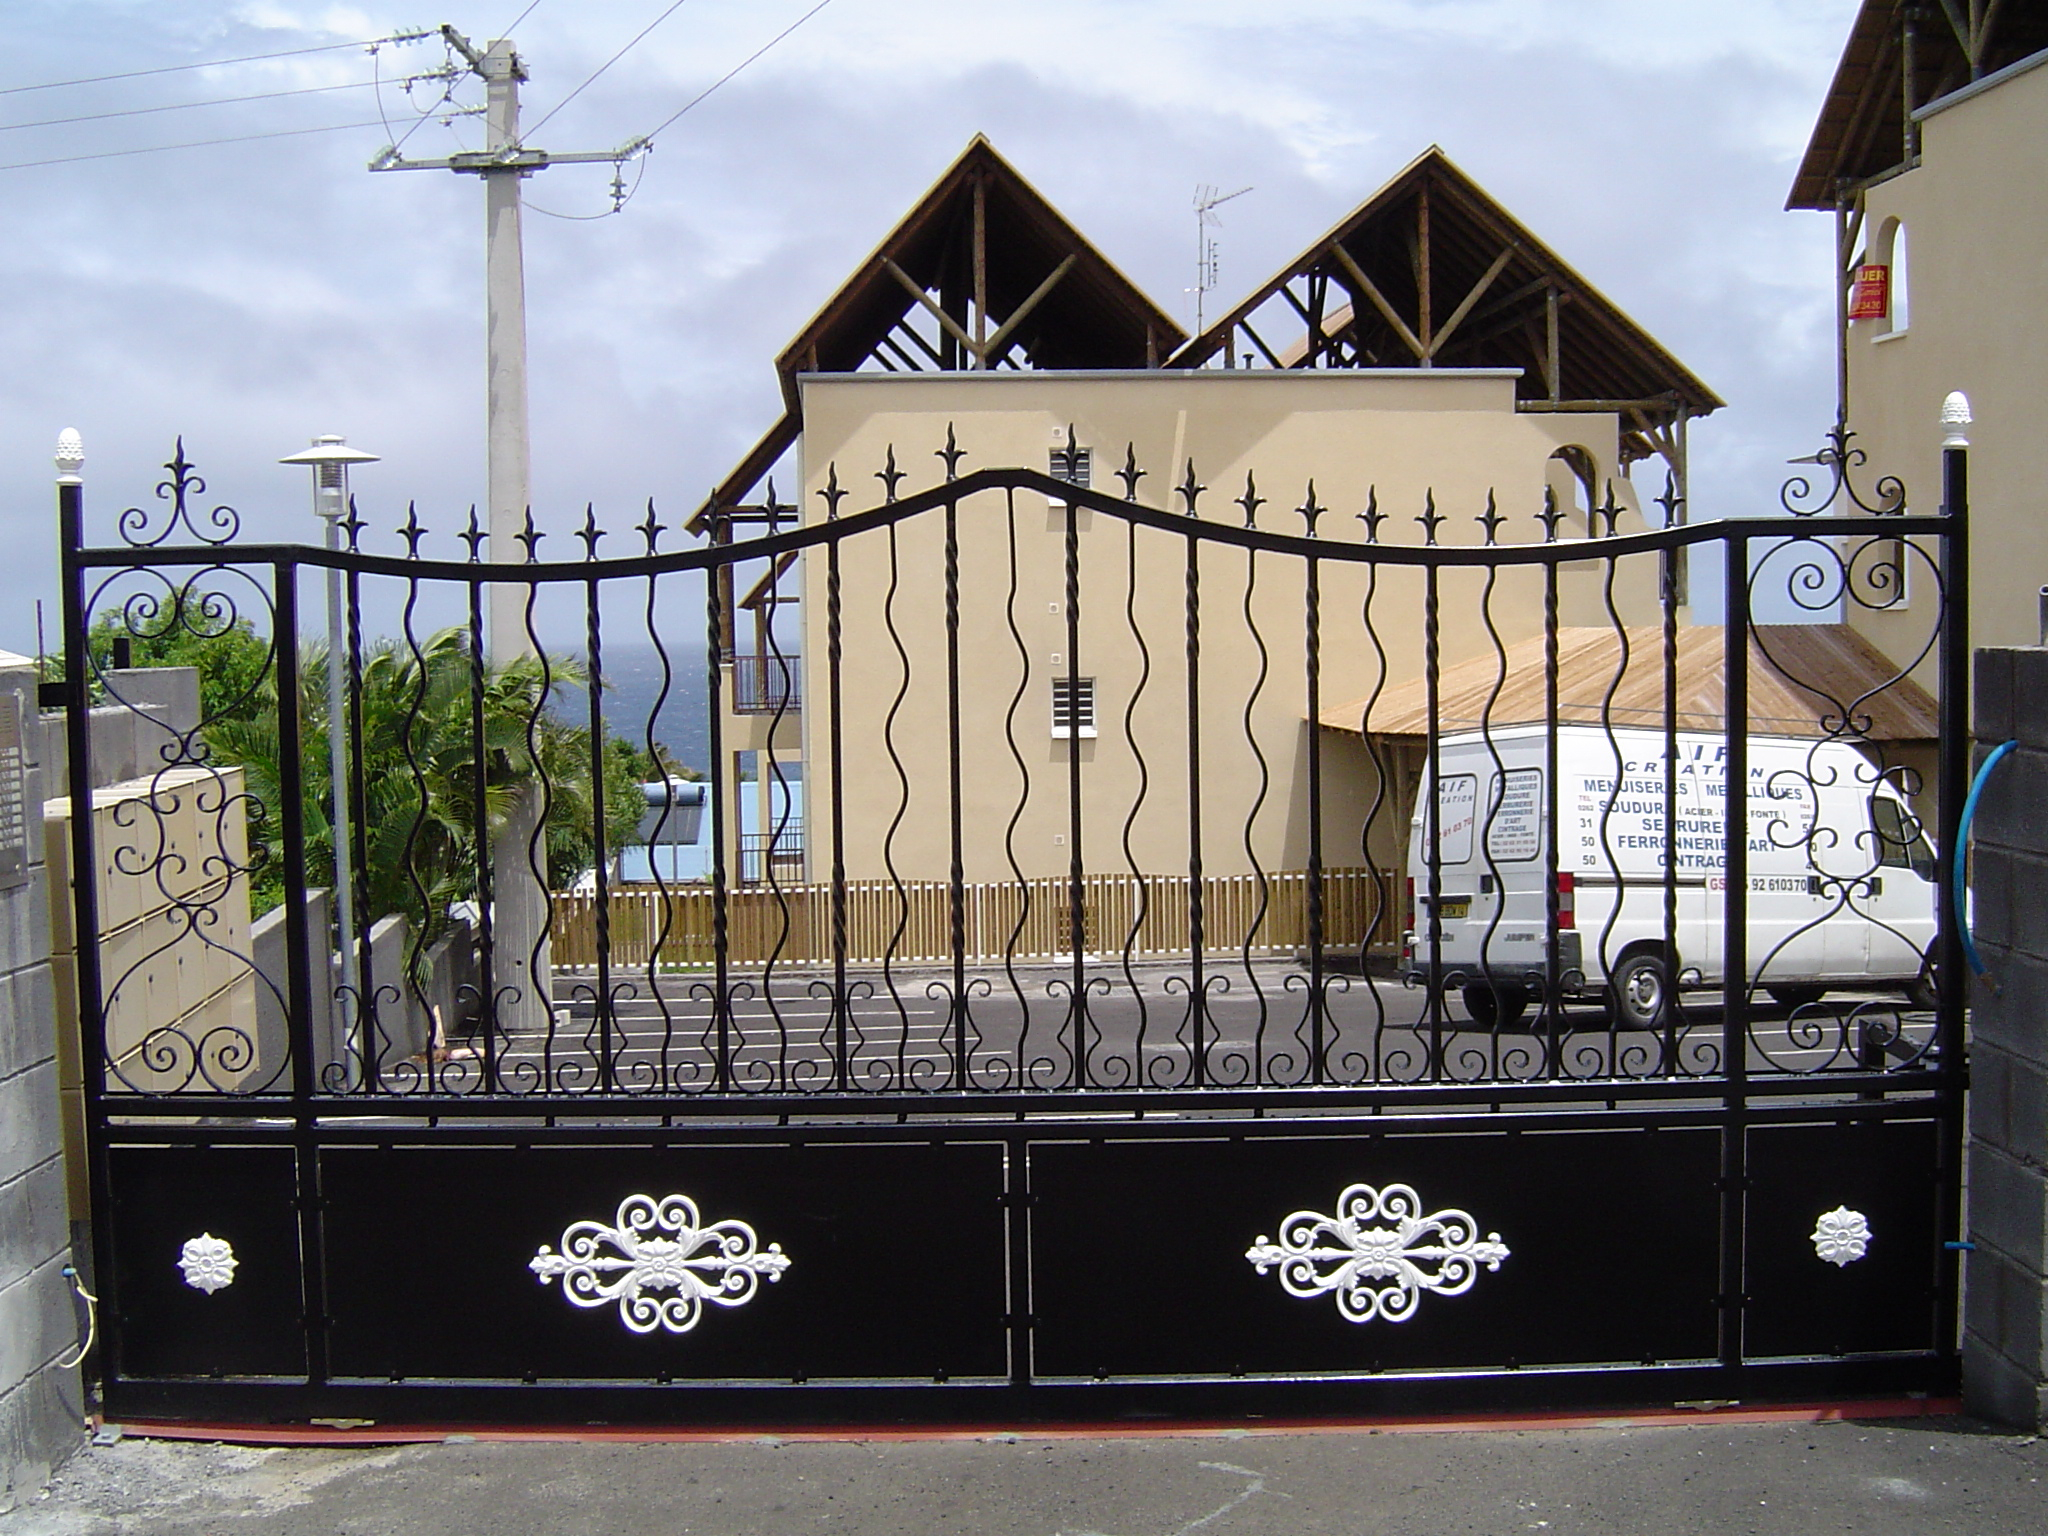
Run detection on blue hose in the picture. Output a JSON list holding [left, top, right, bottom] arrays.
[[1955, 739, 2018, 977]]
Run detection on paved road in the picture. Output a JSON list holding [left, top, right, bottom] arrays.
[[517, 961, 1931, 1090], [4, 1414, 2041, 1535]]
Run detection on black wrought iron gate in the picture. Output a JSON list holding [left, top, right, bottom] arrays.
[[59, 428, 1968, 1425]]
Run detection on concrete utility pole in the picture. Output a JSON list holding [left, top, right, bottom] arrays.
[[372, 28, 645, 1038]]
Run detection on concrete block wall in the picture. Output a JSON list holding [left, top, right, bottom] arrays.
[[252, 888, 335, 1085], [1965, 645, 2048, 1428], [0, 652, 83, 1509]]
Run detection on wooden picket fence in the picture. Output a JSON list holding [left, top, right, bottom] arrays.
[[551, 868, 1398, 970]]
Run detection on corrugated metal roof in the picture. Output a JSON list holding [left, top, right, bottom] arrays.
[[1321, 625, 1937, 741]]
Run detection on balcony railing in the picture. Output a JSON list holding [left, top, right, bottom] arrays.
[[739, 827, 806, 885], [730, 653, 801, 715]]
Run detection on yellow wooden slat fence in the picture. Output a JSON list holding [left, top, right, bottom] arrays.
[[552, 868, 1399, 969]]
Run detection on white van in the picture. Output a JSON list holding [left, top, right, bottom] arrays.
[[1402, 725, 1938, 1027]]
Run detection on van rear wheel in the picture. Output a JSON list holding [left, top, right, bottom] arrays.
[[1462, 980, 1529, 1028], [1608, 952, 1671, 1031]]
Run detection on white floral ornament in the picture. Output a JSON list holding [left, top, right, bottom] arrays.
[[1246, 1182, 1510, 1323], [530, 1193, 790, 1335], [1811, 1206, 1872, 1267], [177, 1234, 237, 1294]]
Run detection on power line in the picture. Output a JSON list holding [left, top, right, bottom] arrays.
[[525, 0, 694, 141], [0, 72, 456, 135], [0, 117, 397, 173], [495, 2, 547, 45], [636, 0, 838, 147], [0, 31, 434, 99]]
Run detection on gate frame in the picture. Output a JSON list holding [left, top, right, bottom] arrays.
[[56, 431, 1969, 1424]]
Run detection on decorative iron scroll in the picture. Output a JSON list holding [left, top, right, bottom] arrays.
[[177, 1233, 237, 1294], [64, 430, 1953, 1100], [1246, 1182, 1509, 1322], [529, 1193, 790, 1334], [1811, 1206, 1872, 1267]]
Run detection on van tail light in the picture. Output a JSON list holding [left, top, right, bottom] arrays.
[[1555, 870, 1576, 930], [1406, 876, 1415, 927]]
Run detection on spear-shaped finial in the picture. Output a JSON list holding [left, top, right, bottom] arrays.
[[1475, 489, 1504, 546], [1298, 480, 1325, 538], [1415, 489, 1444, 546], [819, 463, 847, 521], [1236, 470, 1264, 529], [514, 507, 543, 562], [936, 422, 965, 481], [399, 501, 427, 557], [575, 503, 604, 560], [1116, 442, 1145, 501], [1356, 487, 1385, 544], [637, 498, 666, 553]]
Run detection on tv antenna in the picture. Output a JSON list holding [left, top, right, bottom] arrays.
[[1191, 183, 1252, 334]]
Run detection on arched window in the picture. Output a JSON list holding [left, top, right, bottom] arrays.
[[1872, 216, 1910, 334], [1546, 445, 1598, 532], [1889, 222, 1910, 332]]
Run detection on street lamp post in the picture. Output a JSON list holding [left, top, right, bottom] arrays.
[[279, 435, 379, 1086]]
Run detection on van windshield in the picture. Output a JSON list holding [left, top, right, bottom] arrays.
[[1870, 793, 1936, 881]]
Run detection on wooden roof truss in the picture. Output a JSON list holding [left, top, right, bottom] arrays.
[[1168, 149, 1721, 478], [689, 136, 1184, 536], [1789, 0, 2048, 210]]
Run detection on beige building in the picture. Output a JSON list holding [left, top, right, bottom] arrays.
[[697, 138, 1720, 895], [795, 368, 1668, 886], [1790, 0, 2048, 660]]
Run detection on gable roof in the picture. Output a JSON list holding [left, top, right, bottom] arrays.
[[773, 134, 1182, 400], [1169, 148, 1721, 439], [1789, 0, 2048, 210], [691, 136, 1185, 530], [1321, 625, 1936, 742]]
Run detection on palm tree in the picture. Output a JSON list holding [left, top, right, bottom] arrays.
[[209, 627, 644, 957]]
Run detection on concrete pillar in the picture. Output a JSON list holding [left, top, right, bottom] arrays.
[[0, 652, 83, 1506], [1964, 644, 2048, 1428]]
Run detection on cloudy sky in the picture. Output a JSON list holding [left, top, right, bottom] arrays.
[[0, 1, 1861, 657]]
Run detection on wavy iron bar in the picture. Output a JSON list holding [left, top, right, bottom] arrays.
[[64, 432, 1957, 1110]]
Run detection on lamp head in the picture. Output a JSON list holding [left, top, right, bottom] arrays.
[[280, 434, 379, 520]]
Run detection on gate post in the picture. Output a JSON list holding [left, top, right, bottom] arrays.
[[1964, 641, 2048, 1430]]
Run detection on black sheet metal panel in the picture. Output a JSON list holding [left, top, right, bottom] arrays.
[[1027, 1126, 1720, 1381], [106, 1146, 306, 1380], [1742, 1117, 1942, 1360], [320, 1140, 1009, 1384]]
